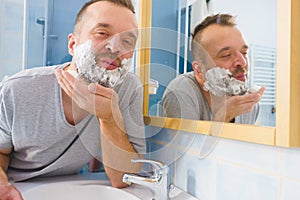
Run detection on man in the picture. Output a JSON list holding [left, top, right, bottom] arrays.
[[0, 0, 145, 199], [162, 14, 265, 123]]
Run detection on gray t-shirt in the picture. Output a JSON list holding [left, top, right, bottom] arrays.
[[0, 63, 146, 181], [162, 71, 259, 124]]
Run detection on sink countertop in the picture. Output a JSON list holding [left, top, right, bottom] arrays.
[[14, 172, 198, 200]]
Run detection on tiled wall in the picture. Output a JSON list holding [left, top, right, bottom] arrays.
[[146, 126, 300, 200]]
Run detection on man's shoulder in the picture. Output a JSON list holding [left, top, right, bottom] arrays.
[[3, 66, 53, 82], [0, 63, 66, 92], [113, 72, 143, 95], [123, 72, 142, 87], [167, 71, 198, 89]]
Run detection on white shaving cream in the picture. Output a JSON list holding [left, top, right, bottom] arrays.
[[248, 84, 262, 93], [73, 40, 132, 88], [203, 67, 248, 96]]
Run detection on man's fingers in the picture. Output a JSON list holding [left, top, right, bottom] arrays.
[[62, 71, 76, 90], [55, 69, 89, 102], [228, 92, 261, 105], [258, 86, 266, 97], [248, 93, 262, 102], [55, 69, 73, 97], [88, 83, 113, 99]]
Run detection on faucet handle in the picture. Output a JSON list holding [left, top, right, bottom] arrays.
[[131, 159, 168, 175]]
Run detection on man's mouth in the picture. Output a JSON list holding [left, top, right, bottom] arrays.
[[233, 73, 247, 82], [232, 67, 248, 82], [100, 59, 120, 70]]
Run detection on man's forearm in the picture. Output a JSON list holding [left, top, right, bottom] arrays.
[[0, 150, 11, 184], [0, 149, 24, 200], [100, 124, 141, 171], [99, 111, 141, 188], [0, 168, 9, 186]]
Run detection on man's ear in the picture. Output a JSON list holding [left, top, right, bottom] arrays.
[[192, 60, 205, 74], [192, 61, 205, 86], [68, 33, 77, 56]]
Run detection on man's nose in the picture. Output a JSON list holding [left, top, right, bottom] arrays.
[[105, 35, 121, 54], [234, 52, 247, 68]]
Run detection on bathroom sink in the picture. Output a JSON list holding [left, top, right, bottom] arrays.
[[22, 181, 141, 200], [15, 173, 199, 200]]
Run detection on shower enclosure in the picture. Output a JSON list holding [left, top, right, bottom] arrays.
[[0, 0, 86, 80]]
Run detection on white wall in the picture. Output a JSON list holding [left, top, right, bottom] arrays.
[[173, 134, 300, 200], [147, 126, 300, 200], [213, 0, 277, 48]]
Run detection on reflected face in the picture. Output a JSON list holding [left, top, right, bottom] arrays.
[[199, 24, 249, 82], [69, 1, 138, 86]]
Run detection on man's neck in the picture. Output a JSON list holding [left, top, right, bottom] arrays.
[[200, 86, 212, 108], [61, 90, 89, 125]]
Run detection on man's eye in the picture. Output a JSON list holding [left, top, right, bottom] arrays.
[[222, 54, 231, 58], [95, 31, 109, 37], [122, 39, 135, 50], [122, 39, 133, 46]]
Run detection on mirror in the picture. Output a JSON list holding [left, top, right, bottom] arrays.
[[147, 0, 276, 127], [137, 0, 300, 147]]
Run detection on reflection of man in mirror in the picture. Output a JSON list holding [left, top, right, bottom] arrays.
[[162, 13, 265, 123], [0, 1, 145, 199]]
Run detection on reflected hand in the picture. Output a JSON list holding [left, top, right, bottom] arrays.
[[0, 183, 23, 200], [213, 86, 265, 122], [55, 69, 120, 122]]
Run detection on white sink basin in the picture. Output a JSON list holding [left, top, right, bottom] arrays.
[[22, 182, 141, 200], [15, 173, 199, 200]]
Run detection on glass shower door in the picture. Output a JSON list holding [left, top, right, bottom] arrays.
[[1, 0, 138, 80], [0, 0, 26, 80], [26, 0, 46, 68], [27, 0, 86, 68], [0, 0, 87, 81]]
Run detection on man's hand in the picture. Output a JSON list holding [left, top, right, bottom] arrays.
[[0, 149, 22, 200], [55, 69, 120, 122], [0, 183, 23, 200], [213, 86, 265, 122], [55, 68, 140, 187]]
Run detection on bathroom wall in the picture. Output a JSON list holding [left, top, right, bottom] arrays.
[[146, 125, 300, 200]]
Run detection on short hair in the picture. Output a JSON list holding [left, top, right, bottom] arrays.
[[191, 14, 236, 61], [74, 0, 135, 34]]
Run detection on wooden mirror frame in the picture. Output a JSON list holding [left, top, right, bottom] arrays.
[[136, 0, 300, 147]]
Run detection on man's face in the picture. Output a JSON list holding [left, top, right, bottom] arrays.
[[73, 40, 133, 88], [199, 24, 249, 82], [70, 1, 138, 87]]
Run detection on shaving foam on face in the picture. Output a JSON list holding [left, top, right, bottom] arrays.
[[73, 40, 132, 88], [203, 67, 248, 96]]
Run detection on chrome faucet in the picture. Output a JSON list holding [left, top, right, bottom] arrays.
[[122, 159, 170, 200]]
